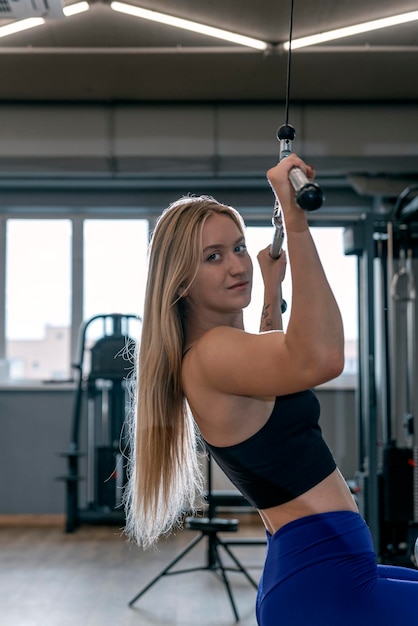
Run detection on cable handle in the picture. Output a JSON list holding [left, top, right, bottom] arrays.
[[278, 124, 324, 212], [270, 124, 323, 259]]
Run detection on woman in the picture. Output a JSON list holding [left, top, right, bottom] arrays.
[[125, 154, 418, 625]]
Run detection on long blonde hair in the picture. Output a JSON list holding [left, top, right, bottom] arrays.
[[124, 195, 245, 548]]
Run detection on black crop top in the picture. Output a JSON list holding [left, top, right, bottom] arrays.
[[203, 389, 336, 510]]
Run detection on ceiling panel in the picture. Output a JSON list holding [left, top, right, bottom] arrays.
[[0, 0, 416, 102]]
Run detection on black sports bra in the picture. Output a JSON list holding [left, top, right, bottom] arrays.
[[203, 389, 336, 510]]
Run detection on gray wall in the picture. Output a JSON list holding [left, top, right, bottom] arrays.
[[0, 387, 74, 515], [0, 386, 357, 515]]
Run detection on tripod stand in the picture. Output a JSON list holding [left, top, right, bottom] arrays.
[[128, 453, 265, 621]]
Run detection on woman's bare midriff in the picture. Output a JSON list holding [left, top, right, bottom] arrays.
[[257, 468, 359, 536]]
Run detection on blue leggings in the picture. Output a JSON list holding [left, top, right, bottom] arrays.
[[256, 511, 418, 625]]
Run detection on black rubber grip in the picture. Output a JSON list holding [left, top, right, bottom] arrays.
[[295, 183, 324, 211]]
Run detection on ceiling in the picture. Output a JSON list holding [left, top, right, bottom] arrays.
[[0, 0, 418, 102]]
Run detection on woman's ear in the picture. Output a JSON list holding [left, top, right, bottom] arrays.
[[177, 285, 189, 298]]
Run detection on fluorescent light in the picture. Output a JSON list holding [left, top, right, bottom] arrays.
[[63, 2, 90, 17], [110, 2, 268, 51], [0, 17, 45, 38], [284, 10, 418, 50], [0, 2, 89, 39]]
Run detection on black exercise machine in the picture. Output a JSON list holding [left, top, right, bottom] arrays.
[[58, 313, 140, 532], [345, 186, 418, 565]]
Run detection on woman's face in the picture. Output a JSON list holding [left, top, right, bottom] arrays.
[[185, 213, 253, 320]]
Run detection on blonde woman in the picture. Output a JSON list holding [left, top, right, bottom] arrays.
[[126, 154, 418, 625]]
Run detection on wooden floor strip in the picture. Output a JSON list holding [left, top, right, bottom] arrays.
[[0, 520, 266, 625], [0, 514, 65, 527]]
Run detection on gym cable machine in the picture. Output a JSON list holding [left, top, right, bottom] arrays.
[[345, 186, 418, 565], [269, 1, 418, 569], [269, 0, 418, 569]]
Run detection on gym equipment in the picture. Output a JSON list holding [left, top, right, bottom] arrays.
[[345, 186, 418, 565], [58, 313, 140, 532], [386, 192, 417, 563], [128, 452, 265, 622]]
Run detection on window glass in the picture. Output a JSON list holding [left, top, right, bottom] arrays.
[[6, 219, 72, 380], [3, 218, 355, 384], [83, 220, 148, 343], [244, 226, 358, 380]]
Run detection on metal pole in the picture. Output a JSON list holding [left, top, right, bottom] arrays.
[[361, 214, 380, 552]]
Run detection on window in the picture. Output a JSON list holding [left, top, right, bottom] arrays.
[[83, 219, 148, 334], [5, 220, 71, 381], [2, 217, 357, 385], [244, 226, 358, 381], [4, 218, 148, 382], [81, 219, 148, 375]]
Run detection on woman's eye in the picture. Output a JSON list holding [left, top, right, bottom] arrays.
[[207, 252, 220, 262], [235, 243, 247, 253]]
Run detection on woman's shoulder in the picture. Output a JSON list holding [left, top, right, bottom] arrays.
[[191, 325, 257, 357], [182, 324, 317, 399], [187, 325, 282, 366], [202, 324, 247, 342], [183, 326, 279, 390], [183, 326, 245, 374]]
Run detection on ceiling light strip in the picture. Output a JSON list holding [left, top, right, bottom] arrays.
[[63, 2, 90, 17], [284, 10, 418, 50], [110, 2, 268, 51], [0, 18, 45, 38], [0, 2, 89, 39]]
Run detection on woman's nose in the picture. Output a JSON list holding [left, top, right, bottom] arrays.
[[228, 253, 246, 274]]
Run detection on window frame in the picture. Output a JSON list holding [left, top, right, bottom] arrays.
[[0, 211, 357, 387]]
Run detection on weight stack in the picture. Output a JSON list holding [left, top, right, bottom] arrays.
[[414, 446, 418, 523], [96, 446, 119, 509], [382, 446, 414, 523]]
